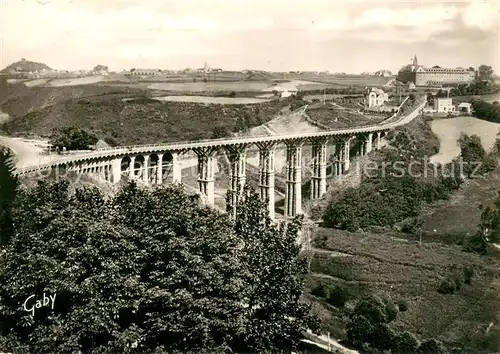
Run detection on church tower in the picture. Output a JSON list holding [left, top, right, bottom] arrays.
[[412, 55, 418, 66]]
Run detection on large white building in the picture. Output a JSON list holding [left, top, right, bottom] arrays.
[[365, 87, 389, 108]]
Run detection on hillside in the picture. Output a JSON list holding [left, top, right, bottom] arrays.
[[1, 59, 51, 73], [0, 80, 146, 118], [0, 95, 291, 145], [304, 115, 500, 353], [306, 228, 500, 353]]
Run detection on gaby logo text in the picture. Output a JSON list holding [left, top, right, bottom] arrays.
[[23, 293, 56, 316]]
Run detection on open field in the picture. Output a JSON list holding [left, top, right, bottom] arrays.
[[48, 75, 107, 86], [153, 95, 273, 104], [305, 104, 389, 128], [287, 74, 393, 87], [148, 81, 272, 92], [420, 163, 500, 237], [305, 227, 500, 352]]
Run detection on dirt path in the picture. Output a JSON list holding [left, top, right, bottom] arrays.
[[0, 135, 53, 168]]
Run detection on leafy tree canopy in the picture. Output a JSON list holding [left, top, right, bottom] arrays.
[[49, 127, 99, 151], [0, 180, 317, 353], [0, 148, 18, 246]]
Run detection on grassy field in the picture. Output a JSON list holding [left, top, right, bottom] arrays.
[[305, 227, 500, 352], [305, 104, 389, 128], [302, 113, 500, 353], [288, 74, 393, 87]]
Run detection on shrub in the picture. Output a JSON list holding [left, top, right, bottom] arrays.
[[49, 127, 99, 151], [326, 286, 349, 308], [392, 331, 419, 354], [345, 315, 374, 344], [396, 298, 409, 312], [418, 338, 448, 353], [311, 283, 328, 298], [438, 278, 458, 294], [354, 295, 392, 324], [462, 266, 474, 284], [371, 323, 395, 351], [463, 233, 488, 254]]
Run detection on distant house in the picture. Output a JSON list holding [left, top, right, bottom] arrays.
[[458, 102, 472, 114], [365, 87, 389, 108], [433, 97, 455, 113], [130, 68, 161, 76]]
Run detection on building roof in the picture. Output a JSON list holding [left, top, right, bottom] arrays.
[[366, 87, 385, 95], [458, 102, 472, 107]]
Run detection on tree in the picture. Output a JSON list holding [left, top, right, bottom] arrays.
[[392, 331, 419, 354], [353, 294, 398, 325], [418, 338, 448, 353], [233, 186, 319, 352], [0, 180, 317, 353], [478, 65, 494, 81], [0, 148, 18, 246], [471, 192, 500, 249], [371, 323, 395, 351], [211, 126, 230, 139], [458, 133, 486, 178], [345, 315, 374, 345], [49, 127, 99, 151], [2, 181, 247, 352]]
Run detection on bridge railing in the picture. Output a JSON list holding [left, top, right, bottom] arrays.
[[15, 99, 427, 175]]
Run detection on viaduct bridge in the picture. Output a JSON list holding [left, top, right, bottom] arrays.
[[14, 100, 426, 219]]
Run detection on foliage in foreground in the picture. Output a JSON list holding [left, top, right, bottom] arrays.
[[0, 180, 317, 353], [345, 294, 448, 353], [0, 148, 18, 246]]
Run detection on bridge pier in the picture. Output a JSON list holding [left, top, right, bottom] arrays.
[[171, 152, 182, 183], [129, 156, 136, 179], [310, 138, 328, 199], [365, 133, 373, 154], [257, 143, 276, 220], [376, 131, 382, 150], [285, 140, 304, 218], [154, 153, 163, 184], [194, 148, 216, 205], [343, 139, 350, 172], [111, 159, 121, 184], [226, 145, 247, 218], [143, 155, 150, 185]]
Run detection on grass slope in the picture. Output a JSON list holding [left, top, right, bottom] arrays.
[[306, 228, 500, 352], [1, 94, 290, 145], [305, 115, 500, 353]]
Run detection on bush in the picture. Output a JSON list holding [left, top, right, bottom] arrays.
[[462, 266, 474, 284], [326, 286, 349, 308], [396, 298, 409, 312], [345, 315, 374, 344], [371, 323, 395, 351], [49, 127, 99, 151], [418, 338, 448, 353], [311, 283, 328, 298], [438, 278, 458, 294], [353, 294, 398, 324], [463, 233, 488, 255], [392, 331, 419, 354]]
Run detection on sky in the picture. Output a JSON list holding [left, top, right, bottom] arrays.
[[1, 0, 499, 73]]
